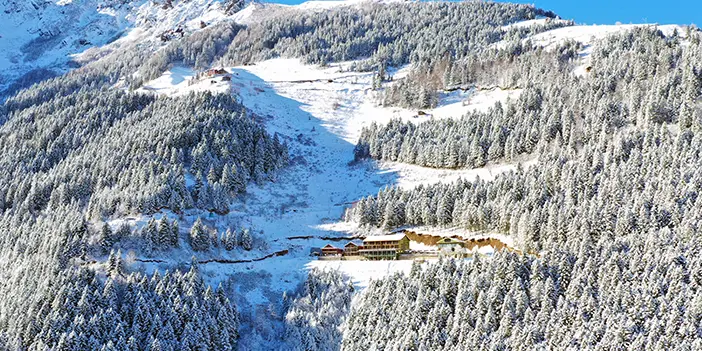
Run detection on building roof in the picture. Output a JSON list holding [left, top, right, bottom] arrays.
[[344, 242, 358, 247], [363, 234, 408, 242], [437, 237, 465, 245], [322, 244, 338, 249]]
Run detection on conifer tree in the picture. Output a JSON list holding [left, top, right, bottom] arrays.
[[189, 218, 210, 252], [240, 228, 253, 251]]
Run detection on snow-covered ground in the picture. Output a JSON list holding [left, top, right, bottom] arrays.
[[306, 259, 425, 288], [0, 0, 239, 94], [502, 18, 550, 30], [230, 59, 521, 142], [528, 23, 686, 51], [494, 20, 689, 77], [136, 66, 233, 96], [131, 57, 527, 301], [378, 155, 537, 190]]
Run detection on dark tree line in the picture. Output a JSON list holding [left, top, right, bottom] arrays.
[[356, 28, 701, 170], [284, 269, 354, 351], [343, 233, 702, 350], [0, 90, 288, 220], [0, 261, 239, 351]]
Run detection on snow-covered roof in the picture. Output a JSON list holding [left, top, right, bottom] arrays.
[[363, 234, 407, 242], [345, 242, 359, 247], [322, 244, 339, 249]]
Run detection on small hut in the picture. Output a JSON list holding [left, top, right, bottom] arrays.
[[437, 237, 466, 257]]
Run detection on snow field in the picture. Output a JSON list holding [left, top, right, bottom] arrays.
[[306, 259, 420, 288], [377, 155, 536, 190]]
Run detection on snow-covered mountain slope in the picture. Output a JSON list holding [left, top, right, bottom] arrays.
[[132, 57, 533, 311], [497, 19, 690, 76], [0, 0, 234, 94], [129, 55, 532, 348], [528, 23, 686, 50], [6, 1, 696, 348], [1, 0, 123, 90], [0, 0, 410, 95], [3, 2, 546, 345]]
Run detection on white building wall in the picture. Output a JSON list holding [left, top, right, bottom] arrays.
[[438, 244, 465, 256]]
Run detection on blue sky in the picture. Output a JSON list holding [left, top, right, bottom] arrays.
[[266, 0, 699, 25], [501, 0, 699, 25]]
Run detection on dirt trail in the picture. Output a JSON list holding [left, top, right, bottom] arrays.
[[283, 235, 357, 242], [134, 249, 290, 265]]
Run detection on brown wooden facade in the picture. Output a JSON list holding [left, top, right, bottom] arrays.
[[343, 242, 361, 256], [321, 244, 343, 256], [359, 234, 410, 260]]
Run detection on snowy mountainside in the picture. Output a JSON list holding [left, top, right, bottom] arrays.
[[496, 19, 691, 76], [5, 1, 702, 350], [131, 56, 534, 348], [0, 0, 236, 95], [527, 23, 686, 50]]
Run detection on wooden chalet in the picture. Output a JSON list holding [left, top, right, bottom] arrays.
[[343, 242, 361, 256], [359, 234, 410, 260], [321, 244, 343, 256], [205, 68, 229, 77]]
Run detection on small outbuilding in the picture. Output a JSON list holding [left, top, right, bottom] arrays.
[[321, 244, 343, 256], [437, 237, 466, 257], [205, 68, 229, 77]]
